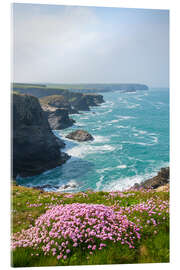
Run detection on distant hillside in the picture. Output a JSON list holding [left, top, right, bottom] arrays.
[[13, 82, 149, 94], [12, 83, 105, 112], [46, 83, 149, 93]]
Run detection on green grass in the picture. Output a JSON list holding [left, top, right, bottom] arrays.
[[11, 184, 169, 267]]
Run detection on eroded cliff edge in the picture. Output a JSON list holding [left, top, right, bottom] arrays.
[[12, 93, 70, 178]]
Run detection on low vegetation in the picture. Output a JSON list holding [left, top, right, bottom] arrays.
[[11, 184, 169, 267]]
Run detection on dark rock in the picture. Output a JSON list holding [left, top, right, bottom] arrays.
[[63, 184, 77, 189], [71, 95, 90, 111], [39, 95, 79, 114], [66, 129, 94, 142], [13, 93, 70, 178], [83, 94, 105, 106], [41, 104, 75, 130], [132, 167, 169, 190], [55, 138, 65, 148], [69, 94, 104, 111]]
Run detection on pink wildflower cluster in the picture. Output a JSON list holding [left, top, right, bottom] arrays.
[[113, 198, 169, 228], [12, 203, 140, 259], [122, 198, 169, 216], [63, 194, 75, 199]]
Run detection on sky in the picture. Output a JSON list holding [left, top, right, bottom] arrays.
[[12, 3, 169, 87]]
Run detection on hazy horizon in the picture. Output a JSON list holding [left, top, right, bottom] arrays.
[[13, 3, 169, 88]]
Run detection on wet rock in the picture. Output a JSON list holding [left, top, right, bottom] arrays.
[[133, 167, 169, 190], [66, 129, 94, 142]]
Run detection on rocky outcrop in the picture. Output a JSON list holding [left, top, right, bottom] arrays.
[[83, 94, 105, 107], [39, 94, 104, 130], [69, 94, 104, 111], [13, 93, 70, 178], [41, 104, 75, 130], [66, 130, 94, 142], [39, 95, 78, 114], [70, 95, 90, 111], [13, 84, 105, 113], [133, 167, 169, 190]]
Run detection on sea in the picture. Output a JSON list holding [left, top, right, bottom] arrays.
[[16, 88, 169, 192]]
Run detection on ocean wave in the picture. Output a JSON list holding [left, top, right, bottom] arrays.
[[96, 167, 115, 174], [57, 179, 78, 192], [100, 101, 114, 108], [116, 125, 129, 129], [102, 172, 157, 192], [116, 164, 127, 169], [95, 175, 104, 191], [66, 144, 115, 158], [117, 115, 135, 121], [75, 122, 85, 127], [93, 135, 110, 143], [132, 127, 147, 135], [122, 139, 158, 146], [95, 109, 113, 116], [126, 104, 140, 109]]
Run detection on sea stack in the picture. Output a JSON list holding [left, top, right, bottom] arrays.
[[66, 130, 94, 142]]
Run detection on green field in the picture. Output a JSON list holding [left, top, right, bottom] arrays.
[[11, 184, 169, 267]]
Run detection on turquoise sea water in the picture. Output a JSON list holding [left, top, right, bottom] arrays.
[[16, 88, 169, 192]]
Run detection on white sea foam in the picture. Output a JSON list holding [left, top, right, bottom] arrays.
[[66, 144, 115, 158], [110, 119, 120, 123], [96, 167, 115, 174], [116, 125, 129, 129], [117, 115, 135, 121], [95, 175, 104, 191], [126, 103, 140, 109], [102, 172, 157, 192], [96, 109, 113, 115], [132, 127, 147, 134], [75, 122, 85, 127], [57, 179, 78, 192], [93, 135, 110, 143], [100, 101, 114, 108], [116, 164, 127, 169], [122, 139, 158, 146]]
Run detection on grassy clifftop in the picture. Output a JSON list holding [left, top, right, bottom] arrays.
[[11, 184, 169, 267]]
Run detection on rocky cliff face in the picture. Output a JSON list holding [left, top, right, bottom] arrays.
[[41, 104, 75, 130], [83, 94, 104, 107], [13, 85, 105, 113], [69, 94, 104, 111], [133, 167, 169, 190], [39, 95, 78, 114], [39, 94, 104, 129], [13, 93, 69, 178]]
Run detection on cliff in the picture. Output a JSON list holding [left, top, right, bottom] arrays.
[[12, 84, 105, 112], [39, 95, 78, 114], [12, 93, 69, 178], [41, 104, 75, 130], [133, 167, 169, 190]]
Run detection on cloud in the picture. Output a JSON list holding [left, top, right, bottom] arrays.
[[13, 4, 100, 82], [12, 4, 169, 87]]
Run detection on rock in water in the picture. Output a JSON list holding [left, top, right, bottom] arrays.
[[66, 130, 94, 142], [133, 167, 169, 189], [13, 93, 70, 178]]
